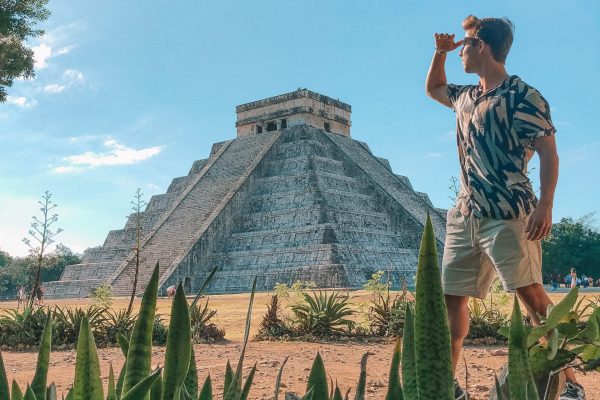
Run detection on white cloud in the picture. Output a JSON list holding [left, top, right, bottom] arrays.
[[43, 69, 85, 94], [6, 96, 38, 108], [44, 84, 66, 93], [439, 130, 455, 142], [52, 138, 162, 173], [63, 69, 84, 83], [32, 43, 52, 68]]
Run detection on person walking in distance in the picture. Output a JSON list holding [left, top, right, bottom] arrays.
[[570, 268, 577, 289], [425, 15, 586, 400]]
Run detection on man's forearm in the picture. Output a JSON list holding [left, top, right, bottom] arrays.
[[538, 150, 559, 207], [426, 51, 448, 97]]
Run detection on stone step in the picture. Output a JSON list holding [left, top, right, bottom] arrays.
[[44, 279, 106, 299], [264, 155, 345, 177], [60, 262, 120, 281], [273, 139, 338, 160]]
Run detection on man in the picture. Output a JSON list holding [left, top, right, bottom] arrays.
[[425, 15, 585, 400]]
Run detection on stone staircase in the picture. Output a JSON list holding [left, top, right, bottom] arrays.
[[109, 131, 280, 296]]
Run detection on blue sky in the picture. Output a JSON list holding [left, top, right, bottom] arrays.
[[1, 0, 599, 256]]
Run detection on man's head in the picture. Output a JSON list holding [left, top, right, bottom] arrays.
[[459, 15, 514, 72]]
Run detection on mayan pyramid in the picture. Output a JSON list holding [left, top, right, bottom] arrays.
[[45, 89, 447, 298]]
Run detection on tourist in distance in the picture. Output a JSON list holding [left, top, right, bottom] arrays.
[[425, 15, 585, 399]]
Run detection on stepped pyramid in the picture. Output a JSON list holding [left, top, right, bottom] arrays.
[[45, 89, 447, 298]]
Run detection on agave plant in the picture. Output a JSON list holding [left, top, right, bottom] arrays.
[[0, 306, 48, 347], [100, 308, 137, 345], [189, 301, 224, 343], [369, 290, 413, 337], [52, 306, 107, 346], [290, 290, 355, 336]]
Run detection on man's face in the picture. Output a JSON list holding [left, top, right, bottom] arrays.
[[458, 31, 481, 73]]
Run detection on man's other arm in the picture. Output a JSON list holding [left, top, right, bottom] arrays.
[[526, 136, 559, 241], [425, 33, 462, 108]]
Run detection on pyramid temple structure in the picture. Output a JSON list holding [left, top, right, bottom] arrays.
[[45, 89, 447, 298]]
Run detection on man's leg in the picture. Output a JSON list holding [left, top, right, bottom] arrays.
[[445, 294, 470, 374], [516, 283, 579, 385]]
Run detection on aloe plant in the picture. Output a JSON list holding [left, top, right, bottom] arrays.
[[414, 214, 454, 400]]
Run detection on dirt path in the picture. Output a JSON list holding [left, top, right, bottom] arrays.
[[2, 341, 598, 399]]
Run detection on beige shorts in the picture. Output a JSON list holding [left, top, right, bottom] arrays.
[[442, 207, 542, 298]]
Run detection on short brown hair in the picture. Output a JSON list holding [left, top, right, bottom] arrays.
[[463, 15, 514, 64]]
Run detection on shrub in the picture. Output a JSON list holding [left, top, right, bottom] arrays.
[[53, 306, 107, 346], [0, 307, 48, 347], [152, 314, 168, 345], [369, 290, 413, 337], [290, 290, 355, 336], [99, 308, 136, 345], [466, 297, 509, 341], [258, 295, 290, 338], [90, 281, 113, 308], [189, 300, 225, 343]]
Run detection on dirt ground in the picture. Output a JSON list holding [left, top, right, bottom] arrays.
[[1, 290, 599, 399]]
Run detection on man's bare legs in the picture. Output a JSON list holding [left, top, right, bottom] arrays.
[[446, 284, 579, 383], [446, 294, 470, 374]]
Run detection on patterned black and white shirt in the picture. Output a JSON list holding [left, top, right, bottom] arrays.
[[447, 75, 556, 219]]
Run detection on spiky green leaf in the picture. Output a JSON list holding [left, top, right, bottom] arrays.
[[306, 353, 328, 400], [23, 385, 36, 400], [183, 346, 198, 399], [32, 311, 52, 400], [107, 364, 117, 400], [223, 361, 233, 398], [401, 304, 417, 400], [414, 214, 453, 400], [274, 357, 289, 400], [385, 339, 404, 400], [121, 369, 162, 400], [72, 317, 104, 400], [123, 263, 160, 394], [240, 363, 256, 400], [46, 384, 57, 400], [508, 297, 538, 400], [0, 351, 9, 400], [198, 375, 212, 400], [12, 380, 23, 400], [161, 284, 191, 400]]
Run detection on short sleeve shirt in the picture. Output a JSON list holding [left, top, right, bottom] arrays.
[[447, 75, 556, 219]]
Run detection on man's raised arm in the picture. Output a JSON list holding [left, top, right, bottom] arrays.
[[426, 33, 462, 108]]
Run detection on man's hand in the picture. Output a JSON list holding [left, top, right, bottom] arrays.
[[525, 202, 552, 241], [434, 33, 463, 53]]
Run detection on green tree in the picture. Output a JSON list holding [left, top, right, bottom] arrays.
[[542, 213, 600, 280], [0, 249, 12, 267], [0, 0, 51, 102]]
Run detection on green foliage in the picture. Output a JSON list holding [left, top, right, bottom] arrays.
[[385, 339, 403, 400], [100, 309, 137, 345], [0, 307, 47, 347], [467, 297, 509, 341], [258, 295, 290, 338], [31, 311, 52, 400], [0, 0, 51, 102], [542, 214, 600, 278], [306, 353, 328, 400], [291, 291, 355, 336], [189, 300, 225, 343], [362, 270, 389, 298], [508, 297, 538, 400], [90, 282, 113, 308], [72, 317, 104, 399], [52, 306, 106, 346], [368, 290, 413, 337], [161, 284, 191, 400], [414, 214, 454, 400]]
